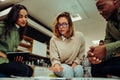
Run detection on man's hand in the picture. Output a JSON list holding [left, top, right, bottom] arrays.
[[87, 49, 102, 64], [87, 45, 106, 64], [88, 56, 102, 64], [92, 45, 106, 60]]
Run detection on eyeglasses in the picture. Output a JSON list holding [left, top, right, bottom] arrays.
[[57, 22, 69, 28]]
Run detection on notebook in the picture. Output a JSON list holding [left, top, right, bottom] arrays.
[[7, 52, 30, 61]]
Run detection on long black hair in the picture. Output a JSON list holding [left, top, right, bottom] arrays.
[[3, 4, 28, 40]]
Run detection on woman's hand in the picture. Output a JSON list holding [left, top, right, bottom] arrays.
[[0, 51, 7, 58], [14, 56, 24, 63], [49, 63, 64, 72], [71, 62, 77, 68]]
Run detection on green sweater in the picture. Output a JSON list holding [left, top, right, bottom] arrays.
[[104, 7, 120, 60], [0, 21, 20, 64]]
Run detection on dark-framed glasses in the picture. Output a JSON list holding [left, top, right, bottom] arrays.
[[57, 22, 69, 28]]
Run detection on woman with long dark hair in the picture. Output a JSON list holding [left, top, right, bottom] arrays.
[[0, 4, 33, 77]]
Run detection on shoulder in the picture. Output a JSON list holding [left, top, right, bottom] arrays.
[[50, 35, 62, 44], [50, 35, 59, 42], [74, 31, 85, 43], [74, 31, 84, 38]]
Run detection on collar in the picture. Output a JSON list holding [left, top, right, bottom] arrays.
[[15, 24, 20, 29], [61, 36, 66, 41], [61, 35, 74, 41]]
